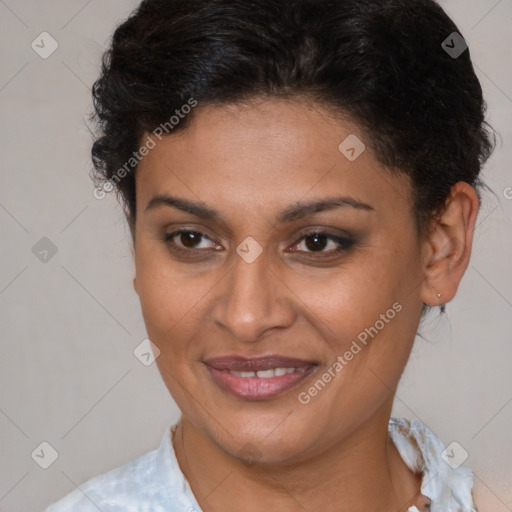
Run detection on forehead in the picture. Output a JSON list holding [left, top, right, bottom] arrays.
[[134, 98, 413, 222]]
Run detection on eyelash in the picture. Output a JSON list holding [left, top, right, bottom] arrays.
[[161, 229, 354, 259]]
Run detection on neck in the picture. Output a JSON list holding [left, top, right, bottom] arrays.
[[173, 402, 424, 512]]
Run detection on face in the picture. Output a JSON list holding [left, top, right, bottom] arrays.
[[133, 97, 427, 464]]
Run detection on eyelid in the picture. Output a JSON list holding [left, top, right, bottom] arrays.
[[288, 230, 354, 254], [164, 228, 221, 250], [163, 227, 354, 258]]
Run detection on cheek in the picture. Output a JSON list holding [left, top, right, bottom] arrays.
[[283, 250, 403, 338], [289, 243, 421, 381], [134, 246, 204, 347], [134, 251, 209, 409]]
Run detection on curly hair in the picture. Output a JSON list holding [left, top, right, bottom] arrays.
[[90, 0, 494, 240]]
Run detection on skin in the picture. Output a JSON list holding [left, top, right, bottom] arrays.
[[132, 97, 480, 512]]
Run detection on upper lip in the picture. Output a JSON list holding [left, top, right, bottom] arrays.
[[204, 355, 318, 372]]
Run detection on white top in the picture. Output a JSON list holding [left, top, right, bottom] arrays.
[[45, 417, 477, 512]]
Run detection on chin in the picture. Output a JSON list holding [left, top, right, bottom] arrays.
[[204, 409, 327, 465]]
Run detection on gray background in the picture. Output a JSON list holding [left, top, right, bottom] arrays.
[[0, 1, 511, 511]]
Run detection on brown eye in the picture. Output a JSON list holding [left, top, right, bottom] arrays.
[[293, 232, 353, 255], [304, 233, 329, 252], [179, 231, 203, 248], [163, 230, 221, 252]]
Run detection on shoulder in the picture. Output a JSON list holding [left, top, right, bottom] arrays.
[[389, 417, 478, 512], [45, 446, 167, 512], [44, 424, 198, 512]]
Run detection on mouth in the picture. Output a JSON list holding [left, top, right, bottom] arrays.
[[204, 355, 318, 400]]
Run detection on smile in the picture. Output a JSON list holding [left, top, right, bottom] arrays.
[[204, 355, 318, 400], [229, 367, 307, 378]]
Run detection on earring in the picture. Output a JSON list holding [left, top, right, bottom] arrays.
[[437, 292, 446, 313]]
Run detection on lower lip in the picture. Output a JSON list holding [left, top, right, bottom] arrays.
[[206, 365, 317, 400]]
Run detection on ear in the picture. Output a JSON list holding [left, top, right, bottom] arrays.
[[420, 182, 480, 306]]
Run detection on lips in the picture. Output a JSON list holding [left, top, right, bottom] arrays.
[[204, 355, 318, 400], [204, 355, 316, 371]]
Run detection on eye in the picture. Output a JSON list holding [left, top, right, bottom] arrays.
[[162, 229, 354, 260], [290, 231, 354, 255], [163, 230, 221, 251]]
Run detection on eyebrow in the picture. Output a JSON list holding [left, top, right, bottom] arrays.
[[145, 194, 374, 223]]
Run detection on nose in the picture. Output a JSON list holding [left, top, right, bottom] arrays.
[[210, 248, 296, 343]]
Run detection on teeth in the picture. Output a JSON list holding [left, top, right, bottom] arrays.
[[256, 369, 275, 378], [229, 367, 304, 378]]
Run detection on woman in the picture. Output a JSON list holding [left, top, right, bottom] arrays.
[[46, 0, 495, 510]]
